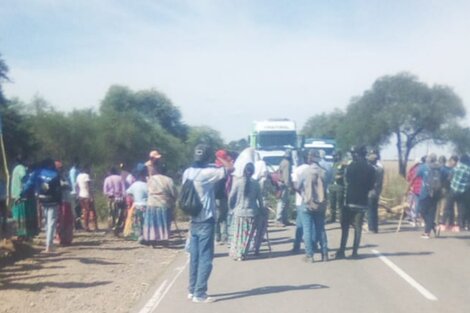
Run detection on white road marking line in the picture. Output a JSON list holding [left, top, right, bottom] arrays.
[[138, 259, 189, 313], [371, 249, 438, 301]]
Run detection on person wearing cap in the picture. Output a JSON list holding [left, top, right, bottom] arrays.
[[276, 149, 293, 226], [367, 150, 384, 233], [183, 144, 233, 303], [297, 149, 329, 262], [336, 145, 375, 259]]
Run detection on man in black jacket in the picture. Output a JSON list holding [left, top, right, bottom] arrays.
[[335, 146, 375, 259]]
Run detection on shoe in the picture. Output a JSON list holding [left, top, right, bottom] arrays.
[[302, 255, 314, 263], [291, 248, 301, 255], [187, 293, 193, 300], [192, 296, 215, 303], [321, 253, 329, 262], [451, 225, 460, 233], [335, 251, 346, 260], [420, 233, 430, 239], [350, 252, 360, 260]]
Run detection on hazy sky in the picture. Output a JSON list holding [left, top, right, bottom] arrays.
[[1, 0, 470, 152]]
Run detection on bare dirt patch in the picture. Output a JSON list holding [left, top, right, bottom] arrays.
[[0, 226, 187, 313]]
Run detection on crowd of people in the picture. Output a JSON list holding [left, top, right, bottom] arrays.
[[1, 143, 469, 304]]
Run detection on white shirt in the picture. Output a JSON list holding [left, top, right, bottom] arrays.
[[292, 164, 310, 206], [76, 173, 91, 199]]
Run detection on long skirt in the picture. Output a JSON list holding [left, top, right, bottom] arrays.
[[229, 216, 257, 260], [12, 198, 39, 238], [142, 206, 169, 243], [56, 201, 74, 245], [124, 205, 145, 241]]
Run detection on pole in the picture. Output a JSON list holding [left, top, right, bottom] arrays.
[[0, 134, 9, 208]]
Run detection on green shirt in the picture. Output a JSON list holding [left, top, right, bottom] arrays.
[[11, 164, 27, 200]]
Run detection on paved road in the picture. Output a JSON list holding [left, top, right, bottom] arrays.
[[134, 220, 470, 313]]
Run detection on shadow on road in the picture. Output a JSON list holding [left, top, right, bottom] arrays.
[[212, 283, 329, 301], [0, 280, 112, 291]]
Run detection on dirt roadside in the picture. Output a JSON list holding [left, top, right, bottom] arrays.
[[0, 226, 187, 313]]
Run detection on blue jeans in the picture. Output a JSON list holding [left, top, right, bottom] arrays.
[[293, 207, 303, 251], [189, 218, 215, 298], [43, 203, 59, 249], [300, 207, 328, 257]]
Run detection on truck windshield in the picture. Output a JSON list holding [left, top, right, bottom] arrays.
[[257, 131, 296, 149]]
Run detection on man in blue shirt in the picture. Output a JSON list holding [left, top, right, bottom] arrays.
[[183, 144, 233, 303]]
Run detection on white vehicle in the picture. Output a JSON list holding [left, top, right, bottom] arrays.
[[303, 138, 336, 163], [249, 119, 299, 171]]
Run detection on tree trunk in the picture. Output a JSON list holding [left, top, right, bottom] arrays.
[[396, 131, 407, 177]]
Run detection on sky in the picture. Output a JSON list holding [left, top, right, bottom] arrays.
[[1, 0, 470, 158]]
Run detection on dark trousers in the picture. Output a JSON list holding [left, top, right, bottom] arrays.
[[441, 191, 456, 226], [420, 196, 438, 234], [338, 205, 365, 255], [455, 190, 470, 229], [367, 195, 379, 233], [328, 185, 344, 222]]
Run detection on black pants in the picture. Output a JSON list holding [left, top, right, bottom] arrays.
[[455, 190, 470, 228], [367, 195, 379, 233], [441, 191, 456, 226], [420, 196, 438, 234], [328, 185, 344, 222], [338, 205, 365, 255]]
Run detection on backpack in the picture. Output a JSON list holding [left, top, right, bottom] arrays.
[[37, 169, 61, 202], [303, 168, 326, 212], [425, 167, 442, 198], [179, 178, 203, 217]]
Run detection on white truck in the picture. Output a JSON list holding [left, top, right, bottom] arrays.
[[249, 119, 299, 171]]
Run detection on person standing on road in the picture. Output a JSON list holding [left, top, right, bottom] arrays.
[[439, 155, 459, 231], [21, 159, 62, 252], [406, 157, 425, 227], [145, 155, 177, 245], [276, 149, 293, 226], [291, 151, 310, 253], [413, 154, 443, 239], [183, 144, 233, 303], [68, 158, 82, 229], [228, 162, 263, 260], [327, 151, 347, 223], [447, 154, 470, 232], [214, 149, 232, 245], [367, 150, 384, 233], [103, 167, 125, 232], [335, 146, 375, 259], [77, 166, 98, 232], [125, 166, 148, 242], [298, 149, 328, 262], [11, 155, 39, 240]]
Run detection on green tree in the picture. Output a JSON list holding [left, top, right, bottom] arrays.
[[185, 126, 225, 163], [340, 72, 465, 176], [100, 85, 188, 139], [227, 138, 249, 153], [301, 109, 346, 149]]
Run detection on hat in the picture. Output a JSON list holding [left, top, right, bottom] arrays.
[[149, 150, 162, 159], [194, 144, 210, 163]]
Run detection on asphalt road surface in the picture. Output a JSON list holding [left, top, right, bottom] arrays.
[[133, 220, 470, 313]]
